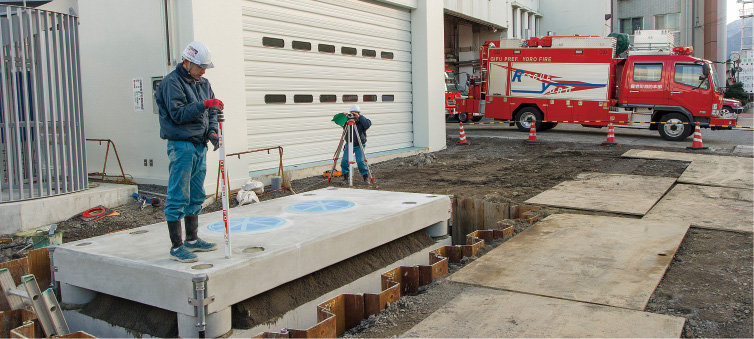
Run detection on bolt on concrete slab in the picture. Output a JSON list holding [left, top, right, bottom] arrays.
[[449, 214, 690, 310], [52, 188, 450, 338], [525, 173, 676, 216], [644, 184, 753, 233], [403, 286, 686, 338], [622, 149, 754, 189]]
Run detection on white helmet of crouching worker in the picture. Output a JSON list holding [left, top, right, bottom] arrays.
[[350, 104, 360, 113], [182, 41, 214, 69]]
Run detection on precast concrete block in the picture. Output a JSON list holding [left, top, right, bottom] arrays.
[[61, 283, 97, 305], [52, 188, 450, 336]]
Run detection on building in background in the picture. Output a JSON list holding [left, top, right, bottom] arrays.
[[538, 0, 613, 37], [612, 0, 727, 85]]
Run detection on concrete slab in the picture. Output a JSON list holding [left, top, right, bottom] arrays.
[[644, 184, 754, 233], [449, 214, 690, 310], [524, 173, 676, 216], [53, 188, 450, 338], [0, 183, 137, 234], [402, 287, 686, 338], [621, 149, 754, 189]]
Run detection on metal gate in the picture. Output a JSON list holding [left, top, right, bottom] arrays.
[[0, 5, 86, 203]]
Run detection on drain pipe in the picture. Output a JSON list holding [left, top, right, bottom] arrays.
[[191, 274, 210, 338]]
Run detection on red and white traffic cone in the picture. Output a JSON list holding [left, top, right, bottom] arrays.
[[686, 121, 708, 150], [601, 122, 619, 146], [524, 118, 540, 145], [457, 121, 471, 146]]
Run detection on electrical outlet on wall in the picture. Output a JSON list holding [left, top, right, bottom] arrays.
[[144, 159, 148, 166], [149, 159, 153, 167]]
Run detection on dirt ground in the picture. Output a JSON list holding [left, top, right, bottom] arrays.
[[2, 135, 750, 338]]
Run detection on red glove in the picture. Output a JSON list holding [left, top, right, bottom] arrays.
[[204, 99, 224, 110]]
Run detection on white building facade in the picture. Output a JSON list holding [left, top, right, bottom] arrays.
[[77, 0, 446, 192]]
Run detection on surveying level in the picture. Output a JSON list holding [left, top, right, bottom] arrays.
[[328, 113, 374, 186]]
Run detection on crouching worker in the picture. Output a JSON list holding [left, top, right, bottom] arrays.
[[156, 41, 223, 262]]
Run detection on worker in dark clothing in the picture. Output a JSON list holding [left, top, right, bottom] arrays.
[[156, 41, 222, 263], [340, 104, 372, 184]]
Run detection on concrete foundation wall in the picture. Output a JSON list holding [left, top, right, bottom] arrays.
[[0, 184, 136, 234]]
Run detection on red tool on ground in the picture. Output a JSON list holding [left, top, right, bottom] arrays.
[[214, 108, 232, 259]]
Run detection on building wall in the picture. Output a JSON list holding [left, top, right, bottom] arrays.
[[77, 0, 446, 191], [443, 0, 509, 28], [539, 0, 612, 36]]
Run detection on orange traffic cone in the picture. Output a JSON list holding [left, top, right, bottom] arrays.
[[457, 121, 471, 146], [601, 122, 619, 146], [524, 118, 540, 145], [686, 121, 708, 150]]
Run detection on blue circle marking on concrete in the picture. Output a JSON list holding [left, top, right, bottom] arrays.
[[288, 200, 354, 213], [207, 217, 287, 233]]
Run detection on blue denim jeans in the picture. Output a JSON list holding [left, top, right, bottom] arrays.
[[341, 143, 368, 176], [165, 140, 207, 221]]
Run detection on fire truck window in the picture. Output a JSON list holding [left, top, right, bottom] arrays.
[[265, 94, 286, 104], [342, 47, 357, 55], [318, 44, 335, 53], [381, 52, 394, 59], [343, 95, 358, 102], [363, 95, 377, 102], [633, 63, 662, 82], [320, 95, 337, 103], [674, 64, 709, 89], [262, 37, 284, 48], [292, 41, 311, 51], [382, 95, 395, 102], [362, 49, 376, 57], [294, 95, 313, 103]]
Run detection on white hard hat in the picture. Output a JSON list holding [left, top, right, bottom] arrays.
[[349, 104, 360, 113], [182, 41, 214, 69]]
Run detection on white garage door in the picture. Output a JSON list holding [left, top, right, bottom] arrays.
[[242, 0, 413, 173]]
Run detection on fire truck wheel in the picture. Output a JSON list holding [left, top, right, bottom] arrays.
[[458, 112, 470, 123], [515, 107, 543, 132], [658, 113, 692, 141], [471, 116, 483, 122]]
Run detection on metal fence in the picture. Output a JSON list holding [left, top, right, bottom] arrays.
[[0, 5, 86, 203]]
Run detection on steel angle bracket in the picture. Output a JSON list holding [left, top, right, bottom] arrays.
[[22, 274, 70, 336], [187, 294, 216, 307], [0, 268, 26, 310]]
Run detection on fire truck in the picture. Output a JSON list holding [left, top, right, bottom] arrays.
[[445, 70, 483, 123], [456, 30, 738, 141]]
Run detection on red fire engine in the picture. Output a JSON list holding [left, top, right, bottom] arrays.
[[456, 30, 738, 141]]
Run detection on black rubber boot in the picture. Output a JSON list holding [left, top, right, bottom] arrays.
[[167, 220, 183, 249], [363, 174, 370, 185], [184, 215, 199, 242]]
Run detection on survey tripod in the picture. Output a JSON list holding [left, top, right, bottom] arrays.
[[328, 114, 375, 186]]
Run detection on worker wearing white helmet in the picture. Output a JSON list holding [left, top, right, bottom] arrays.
[[155, 41, 222, 262], [341, 104, 372, 184]]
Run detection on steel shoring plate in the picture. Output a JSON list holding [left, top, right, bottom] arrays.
[[449, 214, 690, 310], [402, 287, 686, 338], [525, 173, 676, 216], [206, 217, 288, 234], [621, 149, 754, 189], [643, 184, 754, 233]]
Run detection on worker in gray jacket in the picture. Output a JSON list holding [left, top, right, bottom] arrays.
[[156, 41, 222, 263]]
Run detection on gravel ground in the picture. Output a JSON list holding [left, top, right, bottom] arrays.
[[1, 135, 750, 338]]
